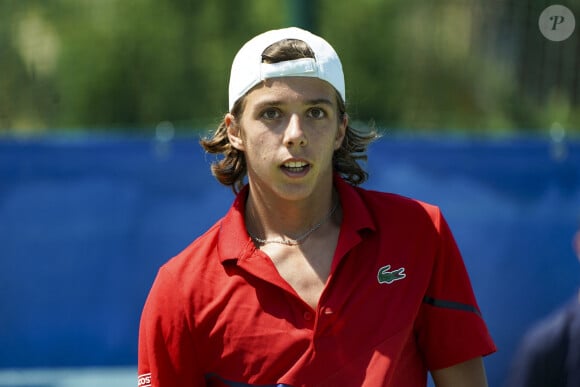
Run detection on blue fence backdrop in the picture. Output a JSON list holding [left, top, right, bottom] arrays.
[[1, 134, 579, 386]]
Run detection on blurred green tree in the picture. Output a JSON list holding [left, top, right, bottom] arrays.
[[0, 0, 578, 136]]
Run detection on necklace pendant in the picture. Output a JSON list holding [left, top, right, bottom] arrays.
[[281, 238, 299, 246]]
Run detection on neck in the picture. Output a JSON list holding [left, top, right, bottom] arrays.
[[245, 187, 338, 244]]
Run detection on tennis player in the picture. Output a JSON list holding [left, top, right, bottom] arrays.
[[138, 27, 496, 387]]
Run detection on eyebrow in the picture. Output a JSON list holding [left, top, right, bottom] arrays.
[[305, 98, 334, 107]]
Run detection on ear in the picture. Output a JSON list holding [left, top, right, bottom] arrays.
[[334, 113, 348, 150], [226, 113, 245, 151]]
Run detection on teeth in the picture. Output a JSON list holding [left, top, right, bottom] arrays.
[[284, 161, 308, 168]]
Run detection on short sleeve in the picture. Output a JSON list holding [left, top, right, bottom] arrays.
[[414, 210, 496, 370], [138, 266, 206, 387]]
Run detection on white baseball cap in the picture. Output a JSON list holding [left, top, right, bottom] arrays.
[[228, 27, 345, 111]]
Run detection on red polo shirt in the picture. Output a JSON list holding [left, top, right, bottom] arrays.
[[138, 177, 496, 387]]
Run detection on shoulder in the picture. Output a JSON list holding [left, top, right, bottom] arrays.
[[358, 186, 439, 211], [156, 220, 223, 285], [336, 175, 441, 219], [353, 184, 444, 228], [518, 302, 573, 357], [144, 217, 235, 319]]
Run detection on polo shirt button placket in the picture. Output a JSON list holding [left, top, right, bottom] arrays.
[[303, 311, 314, 321], [315, 306, 337, 336]]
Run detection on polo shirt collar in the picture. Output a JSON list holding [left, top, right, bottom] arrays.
[[217, 175, 376, 264], [332, 175, 376, 270], [217, 185, 255, 263]]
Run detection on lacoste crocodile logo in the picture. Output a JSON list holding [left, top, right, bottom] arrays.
[[377, 265, 406, 284]]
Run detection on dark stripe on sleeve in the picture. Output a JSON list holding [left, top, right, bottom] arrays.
[[205, 373, 293, 387], [422, 296, 482, 317]]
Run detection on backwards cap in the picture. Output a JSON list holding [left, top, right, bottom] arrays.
[[228, 27, 345, 111]]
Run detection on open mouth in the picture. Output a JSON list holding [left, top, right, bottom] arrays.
[[282, 161, 310, 173]]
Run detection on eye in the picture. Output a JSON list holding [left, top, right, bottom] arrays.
[[307, 107, 327, 119], [260, 107, 281, 120]]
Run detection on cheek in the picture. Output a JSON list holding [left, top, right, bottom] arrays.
[[246, 133, 268, 151], [244, 136, 274, 163]]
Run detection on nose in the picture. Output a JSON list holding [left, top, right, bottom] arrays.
[[283, 114, 307, 147]]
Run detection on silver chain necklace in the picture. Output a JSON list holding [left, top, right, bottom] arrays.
[[248, 200, 339, 246]]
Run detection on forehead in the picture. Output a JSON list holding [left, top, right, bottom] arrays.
[[243, 76, 338, 107]]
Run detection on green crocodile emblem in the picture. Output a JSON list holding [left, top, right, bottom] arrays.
[[377, 265, 406, 284]]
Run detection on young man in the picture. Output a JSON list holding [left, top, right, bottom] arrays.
[[138, 27, 496, 387]]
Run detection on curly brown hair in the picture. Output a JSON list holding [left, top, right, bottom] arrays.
[[200, 38, 378, 194]]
